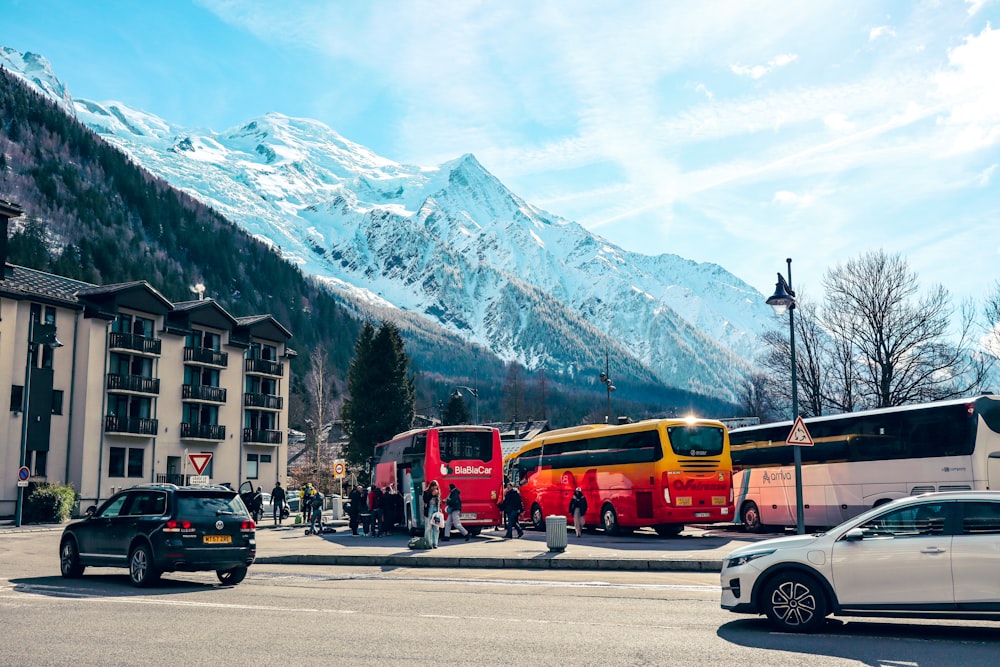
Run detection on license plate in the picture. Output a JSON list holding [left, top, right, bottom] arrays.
[[460, 513, 476, 520], [694, 512, 710, 518], [203, 535, 232, 544]]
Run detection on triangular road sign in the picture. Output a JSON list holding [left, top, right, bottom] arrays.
[[786, 416, 814, 446], [189, 453, 213, 475]]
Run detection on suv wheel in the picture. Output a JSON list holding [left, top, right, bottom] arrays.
[[129, 543, 161, 587], [761, 571, 828, 632], [216, 566, 248, 586], [60, 539, 85, 578]]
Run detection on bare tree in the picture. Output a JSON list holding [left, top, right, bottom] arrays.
[[736, 372, 776, 421], [759, 300, 828, 418], [303, 347, 341, 481], [822, 249, 989, 408], [986, 280, 1000, 360]]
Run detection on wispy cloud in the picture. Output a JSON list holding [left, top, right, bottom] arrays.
[[730, 53, 798, 79]]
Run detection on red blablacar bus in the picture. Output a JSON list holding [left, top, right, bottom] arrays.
[[373, 425, 503, 535], [504, 418, 733, 536]]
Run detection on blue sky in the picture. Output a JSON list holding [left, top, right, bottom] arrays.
[[3, 0, 999, 306]]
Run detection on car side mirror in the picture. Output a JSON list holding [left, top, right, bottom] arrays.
[[843, 527, 865, 541], [85, 505, 97, 517]]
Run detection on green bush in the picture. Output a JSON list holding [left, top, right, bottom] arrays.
[[23, 482, 76, 524]]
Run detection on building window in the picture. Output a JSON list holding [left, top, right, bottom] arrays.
[[10, 385, 23, 411], [110, 447, 145, 478], [128, 448, 144, 477], [51, 390, 63, 415], [246, 454, 259, 480], [110, 447, 126, 477], [260, 454, 272, 464]]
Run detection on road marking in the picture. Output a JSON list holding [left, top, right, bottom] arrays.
[[420, 612, 680, 630], [0, 580, 354, 614]]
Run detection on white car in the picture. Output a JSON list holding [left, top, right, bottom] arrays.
[[720, 490, 1000, 632]]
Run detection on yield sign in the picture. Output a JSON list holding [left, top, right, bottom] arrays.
[[189, 453, 213, 475], [786, 416, 814, 447]]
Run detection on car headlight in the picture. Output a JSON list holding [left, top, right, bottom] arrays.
[[725, 549, 776, 568]]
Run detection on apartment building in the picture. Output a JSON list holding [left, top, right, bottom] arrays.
[[1, 200, 294, 517]]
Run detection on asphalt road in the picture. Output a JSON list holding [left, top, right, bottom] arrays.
[[2, 531, 999, 666]]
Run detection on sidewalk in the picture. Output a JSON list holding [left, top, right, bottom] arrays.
[[251, 515, 762, 572], [0, 514, 764, 573]]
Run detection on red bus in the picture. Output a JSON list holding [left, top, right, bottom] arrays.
[[504, 418, 733, 536], [373, 425, 503, 535]]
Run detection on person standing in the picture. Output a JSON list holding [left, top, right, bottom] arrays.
[[309, 488, 324, 534], [443, 483, 470, 542], [423, 480, 444, 548], [568, 487, 588, 537], [270, 481, 287, 525], [500, 482, 524, 539], [348, 484, 364, 536]]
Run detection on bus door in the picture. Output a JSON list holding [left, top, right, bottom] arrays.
[[989, 453, 1000, 491]]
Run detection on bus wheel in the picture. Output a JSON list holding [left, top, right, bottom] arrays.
[[654, 524, 684, 537], [601, 504, 620, 536], [741, 501, 764, 533], [531, 504, 545, 531]]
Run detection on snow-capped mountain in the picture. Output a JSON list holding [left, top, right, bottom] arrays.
[[2, 48, 776, 401]]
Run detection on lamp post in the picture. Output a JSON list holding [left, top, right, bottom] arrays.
[[598, 350, 615, 423], [765, 257, 804, 535], [15, 315, 63, 528], [452, 386, 479, 424]]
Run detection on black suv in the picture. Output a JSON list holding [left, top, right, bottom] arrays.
[[59, 483, 256, 587]]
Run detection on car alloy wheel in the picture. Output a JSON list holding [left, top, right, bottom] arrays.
[[761, 571, 828, 633]]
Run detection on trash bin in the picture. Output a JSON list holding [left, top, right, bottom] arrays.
[[329, 496, 342, 520], [545, 515, 568, 552]]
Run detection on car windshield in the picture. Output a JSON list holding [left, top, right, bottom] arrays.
[[177, 493, 248, 519]]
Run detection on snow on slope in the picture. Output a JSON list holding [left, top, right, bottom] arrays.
[[3, 48, 777, 401]]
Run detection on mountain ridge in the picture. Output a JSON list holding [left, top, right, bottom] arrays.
[[2, 47, 773, 402]]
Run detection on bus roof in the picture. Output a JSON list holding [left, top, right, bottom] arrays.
[[503, 416, 727, 461], [729, 395, 1000, 436], [381, 424, 498, 444]]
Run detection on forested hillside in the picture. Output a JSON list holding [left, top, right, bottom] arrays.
[[0, 66, 739, 423]]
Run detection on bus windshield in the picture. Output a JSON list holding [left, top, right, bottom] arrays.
[[666, 425, 725, 456], [439, 430, 495, 462]]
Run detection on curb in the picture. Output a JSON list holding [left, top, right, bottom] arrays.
[[254, 553, 723, 572]]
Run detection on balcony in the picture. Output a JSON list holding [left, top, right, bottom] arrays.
[[106, 373, 160, 395], [105, 415, 158, 436], [244, 392, 283, 410], [180, 422, 226, 441], [109, 331, 161, 356], [182, 384, 227, 403], [184, 346, 229, 367], [243, 427, 282, 445], [245, 357, 282, 376]]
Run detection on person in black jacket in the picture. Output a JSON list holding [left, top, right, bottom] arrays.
[[270, 481, 287, 525], [568, 487, 588, 537], [443, 483, 470, 542], [348, 484, 365, 536], [499, 482, 524, 539]]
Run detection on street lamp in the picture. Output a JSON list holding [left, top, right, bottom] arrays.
[[16, 315, 63, 528], [766, 257, 804, 535], [598, 350, 615, 423], [452, 386, 479, 424]]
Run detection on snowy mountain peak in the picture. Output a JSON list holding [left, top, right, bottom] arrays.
[[2, 45, 775, 402], [1, 47, 73, 113]]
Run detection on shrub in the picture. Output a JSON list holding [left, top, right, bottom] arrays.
[[23, 482, 76, 524]]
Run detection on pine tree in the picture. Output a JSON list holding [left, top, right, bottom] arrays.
[[441, 392, 470, 425], [341, 321, 416, 465]]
